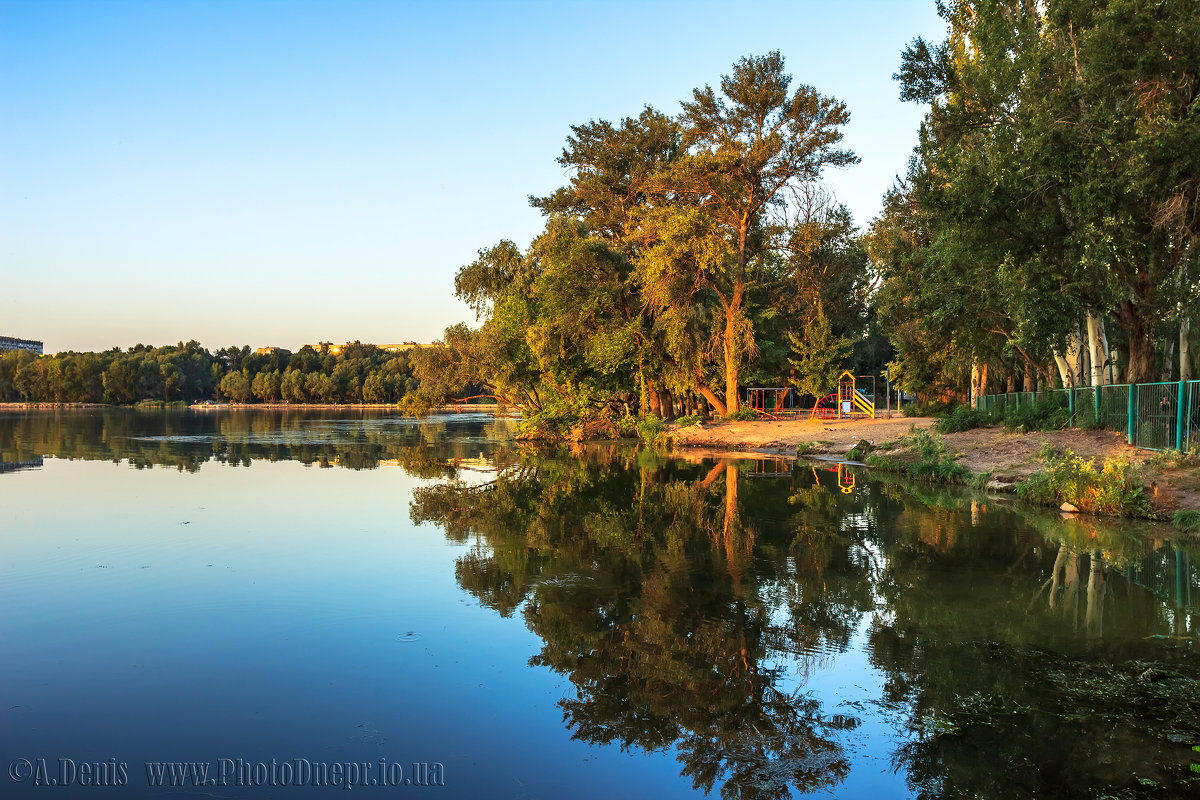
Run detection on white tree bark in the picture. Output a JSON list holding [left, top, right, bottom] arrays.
[[1086, 312, 1107, 387], [1181, 316, 1192, 381], [1098, 319, 1111, 383], [1053, 353, 1073, 389], [970, 360, 981, 406], [1065, 323, 1084, 387]]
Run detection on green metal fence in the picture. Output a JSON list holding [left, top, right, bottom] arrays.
[[976, 379, 1200, 452]]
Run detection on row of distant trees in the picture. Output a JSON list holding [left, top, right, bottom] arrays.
[[0, 341, 418, 404]]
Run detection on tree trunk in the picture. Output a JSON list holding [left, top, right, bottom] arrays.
[[1081, 331, 1091, 387], [1086, 312, 1107, 387], [1162, 338, 1174, 381], [1065, 323, 1084, 386], [1182, 316, 1192, 381], [659, 388, 675, 420], [1115, 300, 1156, 384], [1098, 321, 1112, 383], [1053, 353, 1073, 388], [724, 302, 741, 414], [1022, 356, 1037, 392], [979, 361, 989, 399], [970, 360, 981, 406], [1041, 364, 1057, 390], [646, 382, 661, 417], [698, 383, 726, 416]]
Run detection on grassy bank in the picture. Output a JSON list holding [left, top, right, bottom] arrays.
[[860, 426, 1200, 525]]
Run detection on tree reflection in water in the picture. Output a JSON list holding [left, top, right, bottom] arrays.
[[413, 445, 1200, 800], [412, 447, 889, 799]]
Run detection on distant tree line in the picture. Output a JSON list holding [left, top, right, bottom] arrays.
[[871, 0, 1199, 402], [0, 341, 418, 404]]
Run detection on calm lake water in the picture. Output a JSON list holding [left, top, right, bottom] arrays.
[[2, 409, 1198, 799]]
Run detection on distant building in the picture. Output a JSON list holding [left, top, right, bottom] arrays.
[[0, 336, 43, 355], [304, 341, 430, 355], [255, 347, 290, 356]]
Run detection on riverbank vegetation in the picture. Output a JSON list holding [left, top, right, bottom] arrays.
[[0, 341, 418, 405], [864, 428, 972, 484], [1017, 444, 1151, 517]]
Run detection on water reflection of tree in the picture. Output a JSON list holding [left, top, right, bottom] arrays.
[[867, 498, 1200, 799], [411, 451, 880, 799]]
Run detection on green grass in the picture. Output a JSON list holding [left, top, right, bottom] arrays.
[[845, 440, 875, 461], [865, 428, 971, 484], [676, 414, 703, 427], [1174, 509, 1200, 532]]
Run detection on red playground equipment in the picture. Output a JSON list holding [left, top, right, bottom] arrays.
[[809, 371, 876, 420], [745, 387, 798, 419], [810, 393, 840, 419]]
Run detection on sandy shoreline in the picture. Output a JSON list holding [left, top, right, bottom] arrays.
[[666, 416, 1200, 513]]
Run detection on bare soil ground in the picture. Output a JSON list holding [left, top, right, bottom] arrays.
[[667, 415, 936, 453], [667, 416, 1200, 512]]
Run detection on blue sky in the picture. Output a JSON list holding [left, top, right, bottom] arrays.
[[0, 0, 942, 353]]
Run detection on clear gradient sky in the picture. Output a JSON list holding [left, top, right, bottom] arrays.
[[1, 0, 942, 354]]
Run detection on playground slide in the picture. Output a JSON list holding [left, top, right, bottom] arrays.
[[852, 389, 874, 416]]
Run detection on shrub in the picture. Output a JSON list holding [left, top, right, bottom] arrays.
[[676, 414, 703, 427], [1016, 447, 1150, 516], [902, 398, 957, 418], [1173, 509, 1200, 532], [636, 415, 668, 443], [1001, 396, 1070, 433], [935, 405, 995, 433], [615, 415, 638, 438], [724, 408, 759, 421]]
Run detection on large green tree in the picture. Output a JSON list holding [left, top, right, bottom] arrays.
[[646, 52, 858, 412]]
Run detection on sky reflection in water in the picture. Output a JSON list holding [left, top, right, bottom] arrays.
[[1, 409, 1198, 799]]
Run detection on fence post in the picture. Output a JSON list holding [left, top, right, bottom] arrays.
[[1068, 388, 1075, 425], [1093, 386, 1100, 426], [1177, 379, 1187, 452], [1127, 384, 1136, 445]]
